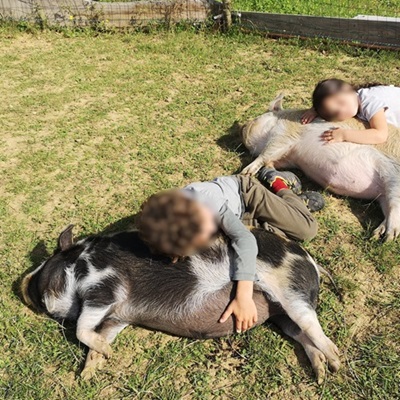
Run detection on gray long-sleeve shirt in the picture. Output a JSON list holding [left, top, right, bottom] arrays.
[[183, 176, 258, 281]]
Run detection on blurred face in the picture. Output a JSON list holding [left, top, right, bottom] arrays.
[[191, 203, 218, 250], [321, 90, 359, 121]]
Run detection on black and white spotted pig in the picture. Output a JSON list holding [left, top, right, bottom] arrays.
[[21, 225, 340, 383]]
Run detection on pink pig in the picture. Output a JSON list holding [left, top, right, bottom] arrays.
[[241, 94, 400, 241]]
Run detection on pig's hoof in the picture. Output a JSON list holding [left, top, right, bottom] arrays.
[[319, 338, 340, 372], [92, 340, 113, 358], [100, 343, 113, 359], [81, 366, 96, 381], [309, 350, 326, 384], [88, 350, 107, 367], [241, 159, 263, 176], [372, 225, 399, 242], [372, 220, 388, 240], [325, 341, 340, 372], [81, 350, 107, 380], [329, 357, 341, 373]]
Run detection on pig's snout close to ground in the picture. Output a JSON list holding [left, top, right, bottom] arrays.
[[241, 94, 400, 241], [21, 225, 340, 383]]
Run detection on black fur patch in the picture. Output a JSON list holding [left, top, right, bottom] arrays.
[[26, 268, 46, 313], [289, 258, 319, 308], [287, 240, 309, 258], [85, 276, 117, 308], [127, 258, 199, 312], [252, 229, 288, 267], [74, 258, 89, 281], [76, 232, 200, 313]]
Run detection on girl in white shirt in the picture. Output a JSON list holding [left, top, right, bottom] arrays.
[[301, 78, 400, 144]]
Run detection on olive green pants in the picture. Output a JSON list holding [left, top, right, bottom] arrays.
[[237, 175, 317, 241]]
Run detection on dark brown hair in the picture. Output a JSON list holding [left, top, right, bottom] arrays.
[[312, 78, 384, 121], [137, 190, 205, 260]]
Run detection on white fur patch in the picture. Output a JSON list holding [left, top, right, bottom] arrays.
[[77, 305, 112, 331], [307, 253, 320, 278], [44, 264, 76, 316], [78, 250, 117, 292], [188, 247, 232, 311]]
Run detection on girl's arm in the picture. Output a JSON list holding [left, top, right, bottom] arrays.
[[322, 109, 389, 145], [301, 107, 318, 124]]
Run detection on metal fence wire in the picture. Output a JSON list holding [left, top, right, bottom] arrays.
[[0, 0, 399, 48], [0, 0, 220, 28]]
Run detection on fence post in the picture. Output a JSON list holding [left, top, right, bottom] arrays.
[[222, 0, 232, 31]]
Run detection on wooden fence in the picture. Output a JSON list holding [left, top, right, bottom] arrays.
[[0, 0, 221, 27], [0, 0, 399, 48], [237, 11, 400, 49]]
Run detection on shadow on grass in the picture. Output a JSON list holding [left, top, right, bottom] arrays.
[[216, 120, 252, 173], [347, 197, 383, 235], [12, 240, 50, 309]]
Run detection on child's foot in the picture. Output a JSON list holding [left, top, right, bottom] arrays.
[[257, 167, 302, 195], [299, 191, 325, 212]]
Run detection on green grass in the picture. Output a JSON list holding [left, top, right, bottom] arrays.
[[233, 0, 399, 18], [95, 0, 400, 18], [0, 27, 400, 399]]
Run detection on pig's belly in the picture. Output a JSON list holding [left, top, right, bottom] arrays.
[[291, 144, 383, 199], [134, 289, 271, 339]]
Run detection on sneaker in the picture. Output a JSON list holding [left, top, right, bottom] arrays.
[[299, 191, 325, 212], [257, 167, 302, 195]]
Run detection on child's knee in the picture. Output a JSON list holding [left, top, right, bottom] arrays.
[[296, 220, 318, 241]]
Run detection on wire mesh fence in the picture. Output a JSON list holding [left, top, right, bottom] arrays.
[[0, 0, 221, 28], [0, 0, 399, 48], [231, 0, 400, 49]]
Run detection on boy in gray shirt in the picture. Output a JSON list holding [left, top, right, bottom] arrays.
[[137, 168, 323, 333]]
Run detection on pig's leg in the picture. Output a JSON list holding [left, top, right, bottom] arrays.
[[242, 136, 296, 176], [76, 304, 114, 358], [81, 319, 128, 380], [278, 299, 340, 372], [241, 156, 269, 176], [270, 315, 328, 384], [373, 162, 400, 241]]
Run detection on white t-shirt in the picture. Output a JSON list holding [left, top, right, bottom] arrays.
[[357, 85, 400, 127]]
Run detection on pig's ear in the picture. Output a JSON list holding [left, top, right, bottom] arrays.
[[269, 93, 284, 112], [58, 224, 74, 251]]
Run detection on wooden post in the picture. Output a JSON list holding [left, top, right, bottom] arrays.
[[222, 0, 232, 31]]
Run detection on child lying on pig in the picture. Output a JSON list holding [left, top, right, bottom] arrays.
[[137, 169, 324, 333], [302, 79, 400, 144]]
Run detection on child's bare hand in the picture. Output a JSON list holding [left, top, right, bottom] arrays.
[[321, 127, 346, 143], [301, 108, 318, 124], [219, 296, 258, 332]]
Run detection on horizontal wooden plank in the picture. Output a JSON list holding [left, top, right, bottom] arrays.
[[353, 14, 400, 23], [238, 12, 400, 48], [0, 0, 221, 27]]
